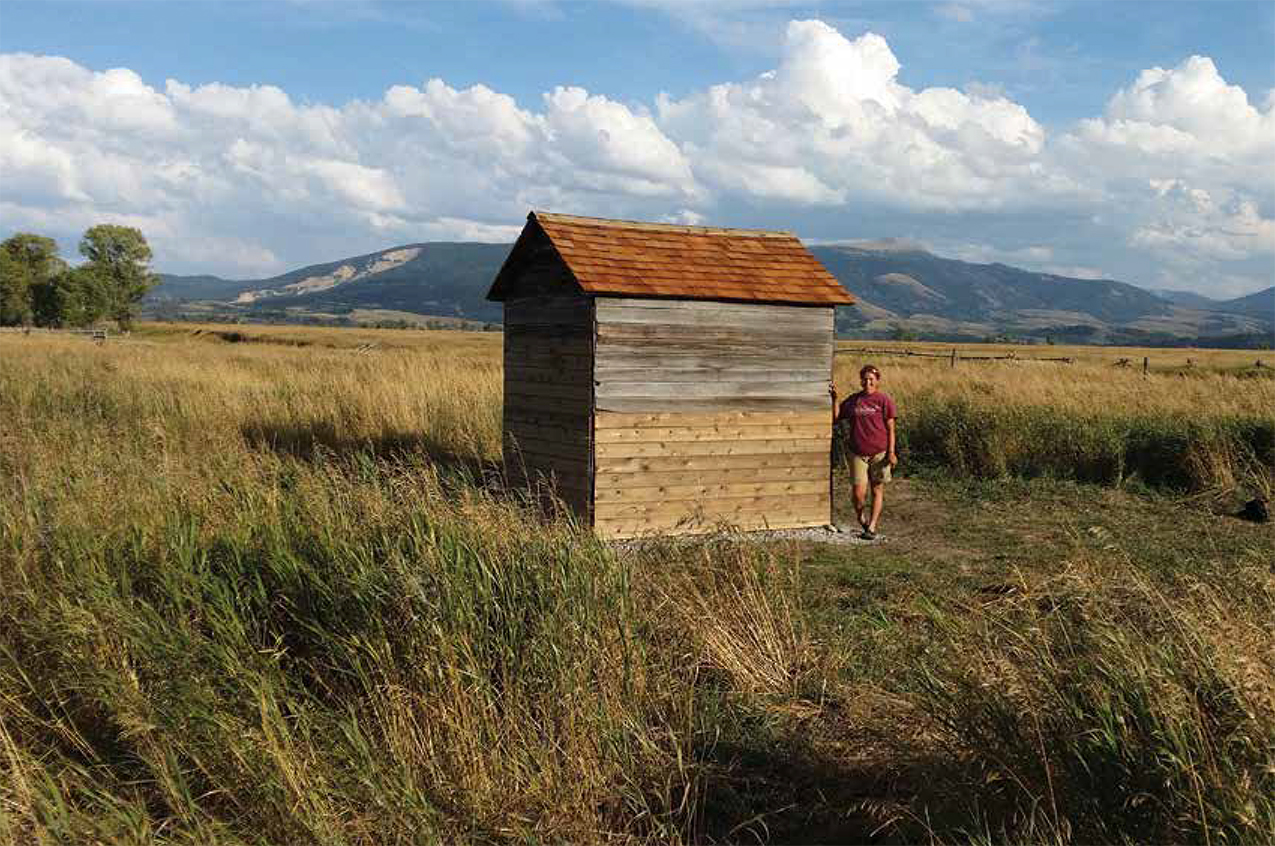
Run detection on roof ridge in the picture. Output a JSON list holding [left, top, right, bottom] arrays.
[[531, 210, 794, 239]]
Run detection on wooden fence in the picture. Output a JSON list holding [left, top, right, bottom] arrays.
[[835, 347, 1268, 371], [834, 347, 1074, 366]]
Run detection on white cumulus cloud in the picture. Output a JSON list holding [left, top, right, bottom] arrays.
[[0, 24, 1271, 297], [0, 53, 699, 275], [657, 20, 1053, 211], [1054, 55, 1275, 290]]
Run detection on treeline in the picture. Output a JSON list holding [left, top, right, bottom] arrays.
[[0, 226, 156, 329]]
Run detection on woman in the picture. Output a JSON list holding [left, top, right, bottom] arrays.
[[830, 364, 898, 540]]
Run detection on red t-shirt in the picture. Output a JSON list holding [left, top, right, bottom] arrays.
[[839, 391, 897, 456]]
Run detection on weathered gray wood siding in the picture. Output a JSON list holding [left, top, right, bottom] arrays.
[[503, 294, 594, 519], [592, 297, 833, 538]]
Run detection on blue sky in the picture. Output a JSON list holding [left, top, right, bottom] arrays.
[[2, 1, 1273, 296]]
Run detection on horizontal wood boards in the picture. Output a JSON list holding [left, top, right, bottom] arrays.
[[594, 298, 833, 415], [594, 511, 828, 540], [596, 438, 826, 458], [596, 479, 825, 504], [506, 382, 593, 402], [502, 294, 594, 520], [595, 452, 829, 475], [594, 398, 827, 414], [595, 298, 834, 327], [595, 366, 828, 383], [593, 408, 830, 538], [595, 494, 825, 521], [504, 453, 590, 481], [595, 464, 825, 489], [504, 296, 592, 343], [595, 410, 826, 429], [503, 294, 591, 326], [595, 422, 825, 443], [595, 381, 825, 402]]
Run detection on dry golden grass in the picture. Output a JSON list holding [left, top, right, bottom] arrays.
[[1, 324, 1272, 844], [2, 326, 1269, 537], [1, 328, 502, 530], [833, 340, 1275, 419], [137, 320, 504, 353]]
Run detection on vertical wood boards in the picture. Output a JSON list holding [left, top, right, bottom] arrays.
[[591, 298, 835, 539], [503, 294, 594, 521]]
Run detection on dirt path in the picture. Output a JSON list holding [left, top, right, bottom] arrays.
[[802, 473, 1274, 595]]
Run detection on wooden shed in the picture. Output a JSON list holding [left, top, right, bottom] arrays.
[[487, 211, 855, 539]]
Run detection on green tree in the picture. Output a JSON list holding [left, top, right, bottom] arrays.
[[1, 233, 64, 326], [0, 249, 32, 326], [79, 225, 156, 329], [30, 265, 109, 328]]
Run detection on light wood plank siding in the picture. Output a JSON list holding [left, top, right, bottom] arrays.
[[503, 294, 594, 518], [592, 299, 833, 539]]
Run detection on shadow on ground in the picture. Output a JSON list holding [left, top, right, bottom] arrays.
[[696, 734, 894, 843], [693, 701, 997, 845], [240, 419, 499, 485]]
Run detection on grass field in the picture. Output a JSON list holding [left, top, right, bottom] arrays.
[[832, 340, 1274, 495], [2, 323, 1272, 844]]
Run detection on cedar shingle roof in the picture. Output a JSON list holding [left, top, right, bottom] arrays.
[[487, 211, 854, 305]]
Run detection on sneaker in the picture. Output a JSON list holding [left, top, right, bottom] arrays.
[[859, 528, 878, 541]]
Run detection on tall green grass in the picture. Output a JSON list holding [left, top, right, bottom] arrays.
[[904, 559, 1275, 844], [899, 394, 1275, 493], [0, 430, 815, 841], [1, 462, 708, 842]]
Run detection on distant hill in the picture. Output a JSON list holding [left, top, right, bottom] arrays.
[[815, 246, 1269, 345], [148, 241, 1273, 346], [149, 273, 259, 302], [149, 243, 509, 324], [1152, 289, 1221, 309], [1216, 286, 1275, 322], [819, 246, 1169, 323], [1153, 286, 1275, 323]]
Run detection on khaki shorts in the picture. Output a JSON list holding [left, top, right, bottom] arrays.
[[851, 452, 892, 487]]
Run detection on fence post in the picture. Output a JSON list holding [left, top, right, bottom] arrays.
[[1143, 356, 1149, 375], [950, 348, 957, 368]]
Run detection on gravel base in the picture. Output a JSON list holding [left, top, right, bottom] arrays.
[[760, 525, 888, 546], [608, 524, 887, 551]]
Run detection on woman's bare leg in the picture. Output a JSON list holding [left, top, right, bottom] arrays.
[[867, 482, 885, 533], [852, 482, 869, 527]]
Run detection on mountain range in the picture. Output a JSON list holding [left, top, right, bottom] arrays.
[[147, 241, 1274, 347]]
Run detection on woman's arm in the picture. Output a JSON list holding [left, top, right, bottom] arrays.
[[887, 418, 897, 465], [829, 383, 840, 423]]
